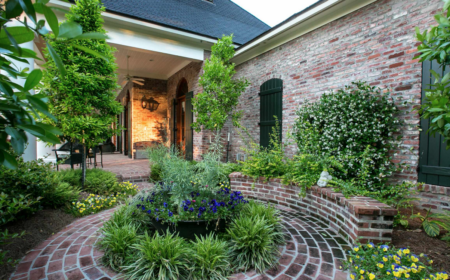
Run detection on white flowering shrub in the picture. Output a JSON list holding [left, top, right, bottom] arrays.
[[293, 82, 402, 189]]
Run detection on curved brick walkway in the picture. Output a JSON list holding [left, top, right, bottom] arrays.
[[10, 206, 350, 280], [230, 206, 350, 280]]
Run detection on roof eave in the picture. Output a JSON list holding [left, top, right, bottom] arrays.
[[49, 0, 242, 47], [232, 0, 378, 65]]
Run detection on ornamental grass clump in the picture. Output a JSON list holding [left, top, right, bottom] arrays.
[[241, 201, 285, 245], [342, 242, 447, 280], [190, 233, 232, 280], [98, 222, 140, 271], [294, 81, 403, 190], [124, 230, 192, 280], [107, 203, 150, 232], [227, 215, 280, 273]]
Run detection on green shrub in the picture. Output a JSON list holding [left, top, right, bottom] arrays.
[[294, 81, 402, 190], [192, 153, 229, 187], [222, 163, 242, 176], [0, 158, 55, 202], [239, 122, 288, 181], [55, 168, 119, 195], [146, 144, 170, 166], [283, 153, 344, 196], [342, 242, 442, 280], [43, 182, 81, 208], [123, 230, 192, 280], [0, 193, 40, 226], [241, 201, 285, 245], [190, 233, 232, 280], [0, 194, 38, 264], [98, 222, 140, 271], [227, 215, 280, 273], [149, 163, 162, 182], [84, 169, 118, 194]]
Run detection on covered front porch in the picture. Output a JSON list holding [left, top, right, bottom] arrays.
[[113, 44, 202, 161], [34, 0, 215, 163]]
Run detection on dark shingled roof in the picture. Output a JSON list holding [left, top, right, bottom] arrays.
[[100, 0, 271, 45]]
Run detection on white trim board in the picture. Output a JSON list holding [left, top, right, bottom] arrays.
[[232, 0, 378, 65]]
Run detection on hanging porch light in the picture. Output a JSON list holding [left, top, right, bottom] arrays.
[[141, 95, 160, 112]]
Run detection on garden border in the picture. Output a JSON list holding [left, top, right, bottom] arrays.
[[229, 172, 397, 244]]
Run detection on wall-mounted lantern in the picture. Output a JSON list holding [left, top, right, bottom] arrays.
[[141, 95, 160, 112]]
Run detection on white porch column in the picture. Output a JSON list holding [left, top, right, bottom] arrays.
[[5, 19, 37, 162]]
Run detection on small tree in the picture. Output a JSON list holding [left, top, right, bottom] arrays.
[[192, 35, 249, 140], [0, 0, 107, 169], [41, 0, 122, 185], [415, 0, 450, 149]]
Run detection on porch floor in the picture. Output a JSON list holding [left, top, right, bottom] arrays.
[[59, 152, 150, 182]]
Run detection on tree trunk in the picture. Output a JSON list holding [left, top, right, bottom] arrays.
[[70, 142, 74, 170], [81, 144, 86, 188]]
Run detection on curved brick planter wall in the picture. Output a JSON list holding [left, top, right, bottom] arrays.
[[230, 172, 397, 245]]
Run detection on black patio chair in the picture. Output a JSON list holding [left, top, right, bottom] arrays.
[[53, 142, 83, 171]]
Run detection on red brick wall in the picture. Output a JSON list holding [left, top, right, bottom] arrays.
[[131, 78, 168, 153], [230, 0, 441, 184], [230, 172, 396, 244]]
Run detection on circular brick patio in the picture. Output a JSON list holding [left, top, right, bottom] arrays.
[[10, 206, 350, 280]]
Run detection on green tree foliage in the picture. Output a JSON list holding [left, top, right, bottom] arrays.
[[41, 0, 122, 150], [0, 0, 107, 169], [191, 35, 249, 133], [415, 0, 450, 148]]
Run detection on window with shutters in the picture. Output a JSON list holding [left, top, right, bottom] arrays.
[[418, 61, 450, 187], [259, 79, 283, 148]]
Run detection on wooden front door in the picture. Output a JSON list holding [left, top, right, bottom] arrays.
[[418, 61, 450, 187]]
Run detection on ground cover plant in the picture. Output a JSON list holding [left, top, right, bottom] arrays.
[[342, 242, 448, 280]]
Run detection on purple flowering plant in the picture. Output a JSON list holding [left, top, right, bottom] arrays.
[[133, 182, 248, 224]]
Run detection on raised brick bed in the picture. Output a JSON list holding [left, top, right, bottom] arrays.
[[230, 172, 397, 244], [413, 184, 450, 213]]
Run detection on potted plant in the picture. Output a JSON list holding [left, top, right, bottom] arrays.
[[134, 182, 248, 240]]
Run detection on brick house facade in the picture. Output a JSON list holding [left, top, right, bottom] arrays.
[[223, 0, 445, 210], [114, 0, 449, 211]]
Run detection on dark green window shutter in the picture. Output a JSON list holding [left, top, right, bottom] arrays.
[[171, 99, 176, 146], [127, 101, 132, 159], [260, 78, 283, 148], [418, 61, 450, 186], [185, 92, 194, 160]]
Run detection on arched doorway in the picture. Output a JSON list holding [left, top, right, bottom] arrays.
[[172, 79, 193, 160]]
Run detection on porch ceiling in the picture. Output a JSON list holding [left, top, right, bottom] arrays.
[[114, 44, 193, 83]]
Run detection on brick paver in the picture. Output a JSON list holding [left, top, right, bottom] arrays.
[[60, 153, 150, 183], [10, 203, 350, 280]]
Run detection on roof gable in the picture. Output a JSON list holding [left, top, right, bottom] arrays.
[[101, 0, 271, 44]]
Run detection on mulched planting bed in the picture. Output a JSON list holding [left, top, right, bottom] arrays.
[[392, 207, 450, 272], [0, 209, 76, 279]]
